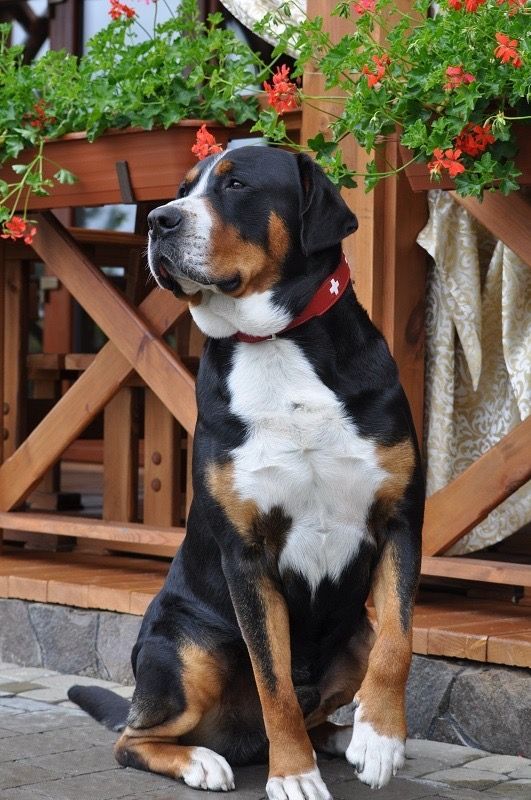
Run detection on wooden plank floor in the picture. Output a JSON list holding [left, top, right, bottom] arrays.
[[0, 549, 529, 668]]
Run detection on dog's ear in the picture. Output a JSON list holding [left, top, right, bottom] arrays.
[[297, 153, 358, 256]]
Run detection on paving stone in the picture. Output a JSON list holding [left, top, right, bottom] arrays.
[[27, 767, 177, 800], [0, 667, 59, 681], [110, 685, 135, 699], [0, 724, 115, 762], [42, 673, 121, 690], [509, 765, 531, 779], [28, 604, 99, 675], [329, 776, 438, 799], [464, 755, 531, 774], [0, 761, 62, 790], [421, 767, 509, 791], [29, 744, 120, 777], [0, 696, 56, 712], [406, 740, 487, 766], [0, 681, 46, 694], [0, 600, 42, 666], [0, 710, 91, 734], [96, 613, 141, 685], [486, 779, 531, 797], [16, 687, 69, 704]]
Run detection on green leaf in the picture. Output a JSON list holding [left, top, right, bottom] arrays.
[[53, 168, 77, 185]]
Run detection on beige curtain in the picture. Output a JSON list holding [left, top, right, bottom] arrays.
[[418, 190, 530, 555]]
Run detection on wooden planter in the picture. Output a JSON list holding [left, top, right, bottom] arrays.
[[399, 123, 531, 192], [0, 115, 300, 210]]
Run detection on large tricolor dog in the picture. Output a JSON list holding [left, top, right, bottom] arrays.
[[70, 146, 424, 800]]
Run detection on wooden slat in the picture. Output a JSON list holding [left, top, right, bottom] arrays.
[[422, 556, 531, 587], [0, 511, 185, 549], [423, 416, 531, 555], [103, 388, 138, 522], [451, 191, 531, 269], [143, 389, 181, 527], [487, 630, 531, 668], [32, 212, 197, 434], [0, 289, 188, 511], [2, 259, 28, 460]]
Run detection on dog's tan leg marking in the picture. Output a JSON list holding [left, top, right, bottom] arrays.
[[346, 542, 413, 788], [208, 460, 330, 798], [255, 579, 331, 800], [115, 643, 234, 791]]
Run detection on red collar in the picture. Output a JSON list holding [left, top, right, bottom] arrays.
[[234, 254, 352, 344]]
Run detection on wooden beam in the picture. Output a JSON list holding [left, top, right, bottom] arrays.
[[0, 511, 185, 549], [451, 191, 531, 269], [422, 416, 531, 555], [32, 212, 197, 434], [422, 556, 531, 588], [0, 290, 189, 512]]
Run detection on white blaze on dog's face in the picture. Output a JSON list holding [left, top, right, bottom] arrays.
[[147, 147, 357, 338]]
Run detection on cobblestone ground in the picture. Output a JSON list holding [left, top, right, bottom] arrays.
[[1, 663, 530, 800]]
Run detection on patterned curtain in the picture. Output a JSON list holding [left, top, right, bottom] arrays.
[[418, 190, 530, 555]]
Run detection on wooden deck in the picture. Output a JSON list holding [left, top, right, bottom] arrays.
[[0, 547, 529, 669]]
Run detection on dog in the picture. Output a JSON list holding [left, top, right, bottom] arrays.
[[69, 146, 424, 800]]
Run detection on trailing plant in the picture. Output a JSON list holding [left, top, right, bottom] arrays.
[[0, 0, 264, 241], [253, 0, 530, 197]]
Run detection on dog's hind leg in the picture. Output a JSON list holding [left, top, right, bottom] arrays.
[[115, 639, 235, 791]]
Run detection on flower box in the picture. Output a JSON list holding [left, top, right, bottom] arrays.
[[0, 115, 300, 211], [399, 123, 531, 192]]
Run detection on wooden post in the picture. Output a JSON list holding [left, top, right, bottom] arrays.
[[103, 387, 139, 522], [2, 258, 28, 462], [302, 0, 427, 442], [143, 389, 181, 528]]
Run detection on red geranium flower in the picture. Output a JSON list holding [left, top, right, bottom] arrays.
[[497, 0, 526, 14], [428, 148, 466, 179], [455, 123, 495, 157], [444, 65, 475, 91], [448, 0, 463, 8], [464, 0, 486, 10], [494, 33, 523, 67], [1, 216, 37, 244], [353, 0, 376, 14], [263, 65, 299, 115], [109, 0, 136, 20], [362, 55, 390, 88], [191, 125, 223, 161], [23, 99, 56, 131]]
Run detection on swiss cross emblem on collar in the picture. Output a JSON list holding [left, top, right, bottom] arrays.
[[329, 278, 340, 295]]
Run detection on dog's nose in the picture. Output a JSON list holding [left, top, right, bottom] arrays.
[[148, 206, 183, 234]]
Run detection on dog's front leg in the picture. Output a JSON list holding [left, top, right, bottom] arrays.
[[346, 514, 420, 789], [222, 550, 331, 800]]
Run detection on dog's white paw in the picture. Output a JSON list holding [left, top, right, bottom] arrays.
[[345, 707, 404, 789], [182, 746, 235, 792], [266, 767, 332, 800]]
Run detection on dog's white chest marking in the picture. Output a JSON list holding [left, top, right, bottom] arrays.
[[228, 340, 387, 591]]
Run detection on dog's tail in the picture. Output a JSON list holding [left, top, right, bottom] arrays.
[[67, 685, 131, 732]]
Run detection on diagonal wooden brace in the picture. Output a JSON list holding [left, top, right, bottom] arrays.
[[422, 415, 531, 556], [32, 211, 197, 427], [0, 287, 191, 512]]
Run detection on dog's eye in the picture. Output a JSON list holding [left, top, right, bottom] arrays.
[[227, 179, 244, 190], [177, 182, 188, 198]]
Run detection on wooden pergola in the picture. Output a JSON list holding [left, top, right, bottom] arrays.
[[0, 0, 530, 669]]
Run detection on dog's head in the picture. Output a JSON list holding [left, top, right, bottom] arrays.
[[147, 146, 357, 338]]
